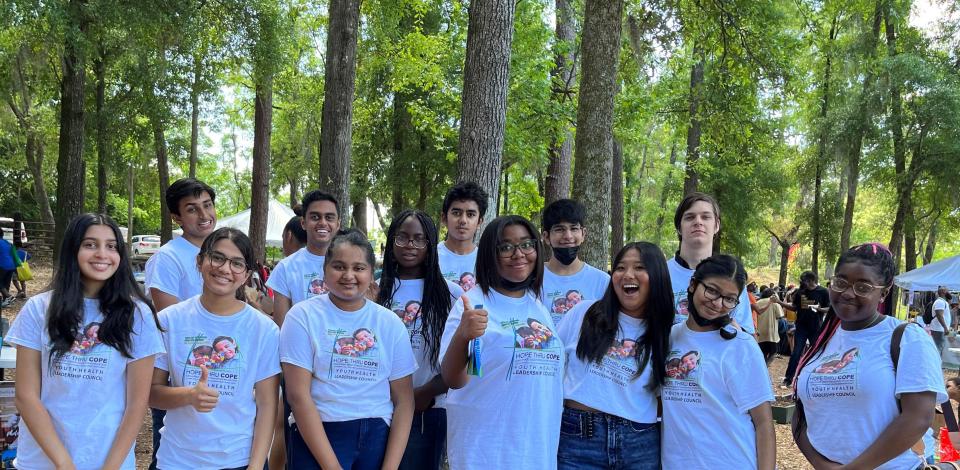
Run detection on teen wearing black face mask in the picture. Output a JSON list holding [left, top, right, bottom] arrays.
[[540, 199, 610, 326]]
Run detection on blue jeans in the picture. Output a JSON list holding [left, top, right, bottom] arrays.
[[287, 418, 390, 470], [557, 407, 660, 470], [784, 327, 814, 385], [149, 408, 165, 470], [398, 408, 446, 470]]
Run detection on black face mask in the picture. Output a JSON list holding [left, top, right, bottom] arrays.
[[500, 277, 534, 292], [551, 246, 579, 265]]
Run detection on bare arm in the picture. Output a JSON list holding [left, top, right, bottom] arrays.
[[102, 355, 156, 470], [248, 375, 280, 470], [748, 402, 776, 470], [381, 376, 414, 470], [150, 288, 180, 311], [283, 363, 342, 469], [936, 309, 950, 332], [14, 347, 75, 470], [843, 391, 935, 469], [413, 375, 449, 412], [149, 367, 220, 412], [440, 297, 487, 390], [272, 294, 292, 327], [793, 408, 839, 469]]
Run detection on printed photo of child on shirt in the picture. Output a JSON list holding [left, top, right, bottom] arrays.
[[605, 338, 639, 361], [70, 322, 103, 355], [514, 318, 557, 349], [332, 329, 379, 357], [186, 336, 241, 369], [665, 350, 700, 380], [813, 347, 859, 374]]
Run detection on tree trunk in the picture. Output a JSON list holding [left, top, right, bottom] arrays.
[[609, 139, 624, 263], [544, 0, 576, 205], [904, 203, 917, 272], [571, 0, 624, 269], [839, 1, 883, 252], [352, 197, 367, 234], [778, 241, 790, 287], [683, 46, 704, 195], [288, 176, 299, 209], [457, 0, 518, 234], [885, 9, 909, 274], [390, 92, 412, 218], [154, 121, 172, 243], [189, 53, 202, 179], [654, 140, 677, 244], [319, 0, 362, 226], [127, 162, 134, 247], [249, 78, 273, 264], [7, 49, 54, 224], [811, 15, 837, 276], [924, 219, 938, 265], [54, 0, 89, 261], [94, 48, 109, 214]]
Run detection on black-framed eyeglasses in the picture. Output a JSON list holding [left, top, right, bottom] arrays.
[[497, 239, 538, 258], [206, 251, 249, 274], [829, 277, 887, 297], [700, 283, 740, 309], [394, 234, 428, 249]]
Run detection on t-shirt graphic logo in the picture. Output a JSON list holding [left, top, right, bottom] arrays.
[[327, 328, 381, 382], [503, 317, 562, 381], [673, 292, 690, 320], [605, 338, 639, 362], [69, 321, 103, 355], [179, 333, 244, 397], [806, 347, 859, 399], [392, 301, 421, 329], [304, 273, 327, 297], [665, 350, 700, 381], [458, 272, 476, 292]]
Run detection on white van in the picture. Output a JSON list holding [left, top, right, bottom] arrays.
[[0, 218, 27, 244]]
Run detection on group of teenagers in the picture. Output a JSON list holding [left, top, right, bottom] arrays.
[[6, 176, 948, 470]]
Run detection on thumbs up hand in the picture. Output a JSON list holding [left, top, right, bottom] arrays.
[[456, 295, 488, 341], [189, 364, 220, 413]]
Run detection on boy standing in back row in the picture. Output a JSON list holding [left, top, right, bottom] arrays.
[[438, 182, 488, 292], [539, 199, 609, 325], [144, 177, 218, 470]]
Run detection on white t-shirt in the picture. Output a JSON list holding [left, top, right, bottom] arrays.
[[145, 236, 203, 301], [661, 321, 773, 468], [437, 243, 477, 292], [265, 247, 326, 304], [540, 263, 610, 326], [279, 295, 417, 424], [439, 288, 564, 470], [154, 296, 281, 470], [797, 317, 946, 469], [383, 278, 463, 408], [930, 298, 951, 332], [7, 292, 164, 470], [556, 300, 658, 423], [667, 257, 755, 334]]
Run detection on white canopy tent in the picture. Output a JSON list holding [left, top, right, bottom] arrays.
[[174, 199, 296, 247], [893, 254, 960, 292]]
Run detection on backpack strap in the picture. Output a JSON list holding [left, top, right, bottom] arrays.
[[890, 322, 909, 413]]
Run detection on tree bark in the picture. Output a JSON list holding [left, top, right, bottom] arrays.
[[54, 0, 89, 261], [94, 47, 110, 214], [319, 0, 362, 227], [352, 197, 368, 234], [457, 0, 518, 234], [288, 176, 299, 209], [923, 219, 938, 265], [249, 78, 273, 264], [811, 15, 837, 276], [189, 52, 202, 179], [7, 48, 54, 224], [571, 0, 624, 269], [154, 120, 172, 243], [839, 1, 883, 252], [609, 139, 624, 262], [544, 0, 576, 205], [885, 8, 909, 273], [683, 46, 704, 195]]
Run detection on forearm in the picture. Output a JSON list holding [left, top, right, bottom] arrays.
[[938, 313, 949, 331], [419, 374, 449, 398], [103, 357, 155, 470], [248, 377, 280, 469], [754, 417, 776, 470], [288, 393, 340, 469], [382, 380, 414, 470], [440, 334, 470, 389], [149, 382, 195, 410], [845, 409, 931, 469], [273, 295, 291, 327], [16, 396, 73, 468]]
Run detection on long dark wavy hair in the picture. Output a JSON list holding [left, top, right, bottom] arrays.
[[576, 242, 675, 390], [475, 215, 544, 299], [377, 210, 452, 369], [47, 214, 160, 366]]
